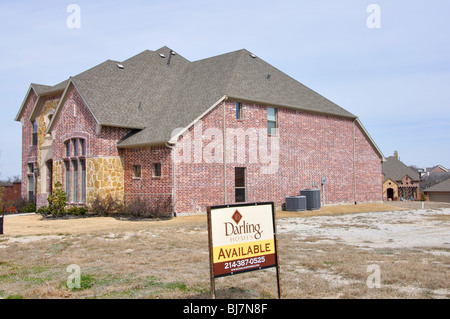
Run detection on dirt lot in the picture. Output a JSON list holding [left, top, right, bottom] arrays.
[[0, 202, 449, 299]]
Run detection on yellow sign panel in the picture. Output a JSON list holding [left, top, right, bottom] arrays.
[[213, 239, 275, 263]]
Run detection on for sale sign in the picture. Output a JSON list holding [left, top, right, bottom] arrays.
[[207, 202, 279, 278]]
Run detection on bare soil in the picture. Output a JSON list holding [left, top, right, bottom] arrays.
[[1, 202, 449, 299]]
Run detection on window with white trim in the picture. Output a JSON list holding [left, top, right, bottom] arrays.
[[267, 107, 277, 135]]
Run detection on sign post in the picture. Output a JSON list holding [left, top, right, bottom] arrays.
[[207, 202, 281, 299], [0, 209, 4, 235], [0, 213, 3, 235]]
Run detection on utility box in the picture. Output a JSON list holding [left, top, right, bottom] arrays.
[[300, 189, 321, 210], [285, 196, 307, 211]]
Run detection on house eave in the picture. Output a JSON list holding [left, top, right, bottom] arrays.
[[354, 118, 385, 162], [28, 89, 66, 122], [117, 140, 167, 149], [226, 95, 357, 120], [14, 85, 35, 121]]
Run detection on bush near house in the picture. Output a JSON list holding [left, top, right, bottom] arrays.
[[65, 206, 87, 216], [2, 195, 35, 215], [121, 196, 172, 220], [37, 190, 172, 220], [47, 182, 68, 216], [89, 194, 122, 216], [38, 183, 88, 218], [6, 206, 18, 214], [37, 205, 86, 217], [89, 194, 173, 220]]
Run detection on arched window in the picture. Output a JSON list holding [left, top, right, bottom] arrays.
[[64, 138, 86, 204]]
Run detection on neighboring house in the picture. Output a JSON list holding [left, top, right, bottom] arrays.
[[426, 165, 448, 176], [14, 46, 384, 212], [418, 165, 448, 178], [382, 152, 420, 201], [423, 178, 450, 203]]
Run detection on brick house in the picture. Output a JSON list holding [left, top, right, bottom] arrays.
[[382, 151, 420, 201], [14, 46, 384, 212]]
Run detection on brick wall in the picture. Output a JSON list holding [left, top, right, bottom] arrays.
[[19, 90, 38, 200], [20, 86, 382, 212], [1, 182, 22, 211], [50, 85, 132, 207], [123, 146, 173, 210], [173, 99, 382, 212]]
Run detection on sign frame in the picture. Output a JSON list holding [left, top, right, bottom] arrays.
[[207, 202, 281, 299]]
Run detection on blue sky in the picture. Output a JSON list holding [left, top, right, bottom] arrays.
[[1, 0, 449, 178]]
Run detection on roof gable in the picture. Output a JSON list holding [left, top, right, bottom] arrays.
[[427, 165, 448, 174], [14, 85, 36, 121], [14, 81, 70, 122], [19, 46, 369, 150], [382, 156, 419, 182]]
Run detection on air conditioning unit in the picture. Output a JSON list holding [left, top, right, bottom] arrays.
[[300, 189, 321, 210], [285, 196, 307, 211]]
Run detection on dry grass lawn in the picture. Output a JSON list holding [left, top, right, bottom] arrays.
[[0, 202, 449, 299]]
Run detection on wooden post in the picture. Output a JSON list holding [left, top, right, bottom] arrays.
[[272, 203, 281, 299], [276, 263, 281, 299], [207, 207, 216, 299], [0, 209, 4, 235]]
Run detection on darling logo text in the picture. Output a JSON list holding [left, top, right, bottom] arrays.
[[224, 210, 263, 242]]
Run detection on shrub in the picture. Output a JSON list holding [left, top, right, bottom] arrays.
[[47, 182, 68, 216], [36, 205, 51, 215], [8, 197, 34, 213], [89, 194, 121, 216], [121, 197, 153, 218], [66, 206, 87, 216], [6, 206, 18, 214], [21, 202, 36, 213], [121, 196, 172, 219]]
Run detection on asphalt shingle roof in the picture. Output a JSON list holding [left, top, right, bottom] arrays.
[[382, 156, 419, 182], [19, 46, 358, 147], [423, 178, 450, 192]]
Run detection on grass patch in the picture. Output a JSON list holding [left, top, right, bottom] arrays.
[[146, 276, 188, 292], [5, 294, 24, 299], [1, 203, 448, 299], [63, 274, 96, 291]]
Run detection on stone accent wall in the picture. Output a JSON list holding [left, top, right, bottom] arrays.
[[86, 157, 124, 204], [52, 160, 63, 187], [35, 97, 60, 207]]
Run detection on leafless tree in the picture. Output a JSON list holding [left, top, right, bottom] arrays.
[[420, 172, 450, 190]]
